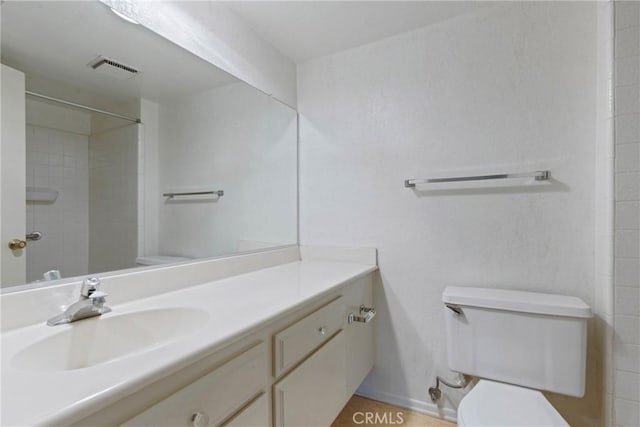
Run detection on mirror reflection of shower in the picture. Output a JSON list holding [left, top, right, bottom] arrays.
[[25, 89, 139, 283], [2, 1, 298, 290]]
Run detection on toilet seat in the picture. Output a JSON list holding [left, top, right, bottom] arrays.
[[457, 380, 569, 427]]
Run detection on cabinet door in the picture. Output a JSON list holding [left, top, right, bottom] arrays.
[[274, 331, 347, 427], [222, 393, 268, 427], [344, 276, 375, 395], [122, 343, 265, 427]]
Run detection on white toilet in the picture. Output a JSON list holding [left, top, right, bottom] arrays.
[[442, 286, 593, 426]]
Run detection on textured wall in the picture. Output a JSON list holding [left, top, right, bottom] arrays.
[[298, 3, 602, 425], [155, 82, 297, 259], [88, 124, 138, 273]]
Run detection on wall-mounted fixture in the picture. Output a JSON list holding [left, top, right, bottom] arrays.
[[26, 91, 141, 123], [26, 187, 58, 203], [163, 190, 225, 199], [404, 170, 550, 188]]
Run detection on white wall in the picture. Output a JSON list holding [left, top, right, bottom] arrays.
[[25, 99, 90, 282], [155, 82, 297, 259], [88, 123, 138, 273], [613, 2, 640, 426], [102, 0, 297, 108], [139, 99, 159, 259], [298, 3, 603, 425]]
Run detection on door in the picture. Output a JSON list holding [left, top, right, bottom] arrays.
[[1, 64, 26, 286]]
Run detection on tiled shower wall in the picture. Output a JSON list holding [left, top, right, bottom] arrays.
[[613, 1, 640, 426], [25, 100, 90, 282]]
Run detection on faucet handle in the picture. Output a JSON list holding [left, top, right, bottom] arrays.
[[88, 290, 108, 299], [88, 290, 111, 315], [81, 277, 101, 297]]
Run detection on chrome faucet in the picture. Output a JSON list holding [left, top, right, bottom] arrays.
[[46, 277, 111, 326]]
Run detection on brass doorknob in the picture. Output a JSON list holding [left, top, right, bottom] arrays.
[[8, 239, 27, 250]]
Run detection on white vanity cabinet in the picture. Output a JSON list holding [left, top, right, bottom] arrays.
[[272, 275, 375, 426], [122, 343, 267, 427], [97, 274, 374, 427], [222, 393, 269, 427], [273, 331, 347, 427]]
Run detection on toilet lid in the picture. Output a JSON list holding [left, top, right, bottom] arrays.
[[458, 380, 569, 427]]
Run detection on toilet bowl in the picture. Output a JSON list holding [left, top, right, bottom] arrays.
[[135, 255, 191, 266], [457, 380, 568, 427], [441, 286, 592, 427]]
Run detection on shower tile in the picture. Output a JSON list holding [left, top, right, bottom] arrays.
[[615, 1, 640, 30], [615, 230, 640, 258], [615, 115, 640, 144], [616, 201, 640, 229], [615, 343, 640, 373], [614, 257, 640, 288], [616, 85, 640, 115], [615, 143, 640, 172], [615, 286, 640, 315], [615, 26, 640, 58], [616, 173, 640, 201], [616, 56, 640, 86], [615, 372, 640, 405], [48, 153, 63, 167]]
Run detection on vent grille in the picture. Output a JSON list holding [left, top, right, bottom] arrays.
[[91, 57, 139, 74], [88, 56, 140, 80]]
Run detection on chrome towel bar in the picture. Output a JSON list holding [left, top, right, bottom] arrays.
[[404, 170, 550, 188], [163, 190, 224, 199]]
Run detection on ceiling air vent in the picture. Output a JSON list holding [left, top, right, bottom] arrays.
[[88, 56, 140, 80]]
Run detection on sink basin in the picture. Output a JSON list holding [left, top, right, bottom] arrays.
[[12, 308, 209, 372]]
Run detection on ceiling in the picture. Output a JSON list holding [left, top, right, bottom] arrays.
[[1, 1, 492, 109], [1, 1, 237, 109], [224, 1, 487, 64]]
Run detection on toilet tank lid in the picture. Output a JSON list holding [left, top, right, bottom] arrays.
[[442, 287, 592, 318]]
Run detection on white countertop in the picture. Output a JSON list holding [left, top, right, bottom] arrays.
[[1, 260, 376, 426]]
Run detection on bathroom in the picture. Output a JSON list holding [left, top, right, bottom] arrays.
[[0, 1, 637, 426]]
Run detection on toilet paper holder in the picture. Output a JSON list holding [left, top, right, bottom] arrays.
[[348, 305, 376, 324]]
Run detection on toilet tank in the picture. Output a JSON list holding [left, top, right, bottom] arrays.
[[442, 287, 592, 397]]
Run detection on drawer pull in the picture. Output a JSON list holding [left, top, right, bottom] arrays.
[[348, 305, 376, 324], [318, 326, 327, 336], [192, 411, 210, 427]]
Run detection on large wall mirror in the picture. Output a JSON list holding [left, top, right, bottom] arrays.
[[0, 1, 298, 290]]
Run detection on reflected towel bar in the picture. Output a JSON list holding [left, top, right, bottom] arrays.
[[163, 190, 224, 199], [404, 170, 550, 188]]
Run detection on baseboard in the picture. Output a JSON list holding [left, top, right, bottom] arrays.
[[355, 385, 458, 423]]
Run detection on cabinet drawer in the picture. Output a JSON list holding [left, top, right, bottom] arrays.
[[274, 296, 344, 377], [122, 343, 266, 427], [222, 393, 268, 427], [274, 331, 347, 427]]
